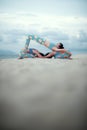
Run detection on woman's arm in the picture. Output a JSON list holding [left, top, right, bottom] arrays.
[[52, 47, 68, 53], [52, 47, 72, 57], [52, 47, 66, 53], [65, 50, 72, 57]]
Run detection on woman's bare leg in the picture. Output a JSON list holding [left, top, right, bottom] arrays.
[[45, 51, 56, 58], [33, 50, 44, 58]]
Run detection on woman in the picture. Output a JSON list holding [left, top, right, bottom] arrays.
[[26, 35, 72, 58], [19, 35, 71, 59]]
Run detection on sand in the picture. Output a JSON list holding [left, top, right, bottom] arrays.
[[0, 54, 87, 130]]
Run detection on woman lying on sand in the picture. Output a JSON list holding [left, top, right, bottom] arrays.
[[19, 35, 72, 59]]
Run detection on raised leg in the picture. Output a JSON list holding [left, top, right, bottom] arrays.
[[25, 35, 45, 49]]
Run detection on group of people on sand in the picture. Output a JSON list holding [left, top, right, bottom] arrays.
[[18, 35, 72, 59]]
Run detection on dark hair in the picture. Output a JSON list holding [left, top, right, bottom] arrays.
[[59, 43, 64, 49]]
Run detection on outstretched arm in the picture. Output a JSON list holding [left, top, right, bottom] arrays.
[[52, 47, 66, 53], [52, 47, 72, 58]]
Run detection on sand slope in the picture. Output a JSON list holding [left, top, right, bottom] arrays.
[[0, 54, 87, 130]]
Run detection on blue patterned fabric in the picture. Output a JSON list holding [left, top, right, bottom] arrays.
[[54, 51, 70, 58], [19, 50, 35, 58], [25, 38, 30, 49], [25, 35, 45, 49], [48, 42, 55, 50]]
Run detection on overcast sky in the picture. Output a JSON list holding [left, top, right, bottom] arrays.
[[0, 0, 87, 16], [0, 0, 87, 53]]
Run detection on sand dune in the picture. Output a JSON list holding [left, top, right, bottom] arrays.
[[0, 54, 87, 130]]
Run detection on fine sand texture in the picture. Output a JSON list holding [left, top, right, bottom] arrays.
[[0, 54, 87, 130]]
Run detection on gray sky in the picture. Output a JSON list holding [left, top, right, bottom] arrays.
[[0, 0, 87, 52], [0, 0, 87, 16]]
